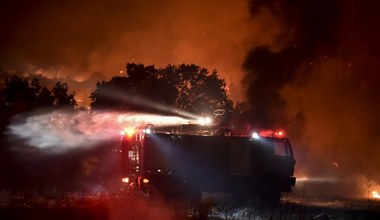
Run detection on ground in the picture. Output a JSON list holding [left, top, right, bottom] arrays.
[[1, 191, 380, 220]]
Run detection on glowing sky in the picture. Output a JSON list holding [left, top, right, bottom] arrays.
[[2, 0, 380, 198], [0, 0, 268, 103]]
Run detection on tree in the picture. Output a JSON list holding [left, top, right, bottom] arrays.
[[51, 81, 77, 108], [90, 63, 232, 116], [38, 87, 55, 107], [2, 75, 39, 114], [171, 65, 232, 115], [0, 75, 77, 117]]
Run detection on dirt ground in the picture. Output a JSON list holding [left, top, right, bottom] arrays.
[[1, 192, 380, 220]]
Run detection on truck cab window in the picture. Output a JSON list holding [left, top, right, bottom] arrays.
[[273, 141, 289, 156]]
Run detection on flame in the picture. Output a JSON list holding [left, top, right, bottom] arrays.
[[372, 190, 380, 199], [358, 177, 380, 200]]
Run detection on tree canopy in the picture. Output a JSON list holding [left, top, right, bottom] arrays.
[[90, 63, 233, 116], [0, 75, 77, 117]]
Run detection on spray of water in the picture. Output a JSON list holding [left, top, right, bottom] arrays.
[[8, 110, 195, 152]]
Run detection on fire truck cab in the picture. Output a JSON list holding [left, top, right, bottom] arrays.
[[120, 126, 296, 204]]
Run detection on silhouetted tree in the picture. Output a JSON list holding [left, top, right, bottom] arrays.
[[90, 63, 232, 115], [0, 75, 77, 118], [2, 75, 37, 114], [51, 81, 77, 108], [169, 64, 232, 115], [38, 87, 55, 107]]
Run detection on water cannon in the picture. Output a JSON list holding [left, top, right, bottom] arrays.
[[197, 117, 212, 126]]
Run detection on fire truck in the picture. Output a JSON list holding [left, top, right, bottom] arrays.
[[119, 123, 296, 204]]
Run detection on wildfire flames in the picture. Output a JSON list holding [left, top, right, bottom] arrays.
[[372, 191, 380, 199], [294, 172, 380, 201], [362, 178, 380, 200]]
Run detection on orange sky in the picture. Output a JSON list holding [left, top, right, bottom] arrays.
[[2, 0, 380, 198], [0, 0, 285, 104]]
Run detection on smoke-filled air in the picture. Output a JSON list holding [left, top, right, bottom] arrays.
[[1, 0, 380, 208], [243, 0, 380, 199]]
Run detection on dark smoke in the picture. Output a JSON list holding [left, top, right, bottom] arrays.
[[243, 0, 380, 198], [249, 0, 338, 49], [243, 0, 338, 128], [242, 46, 305, 128]]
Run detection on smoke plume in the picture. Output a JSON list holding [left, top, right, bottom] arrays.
[[243, 0, 380, 198]]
